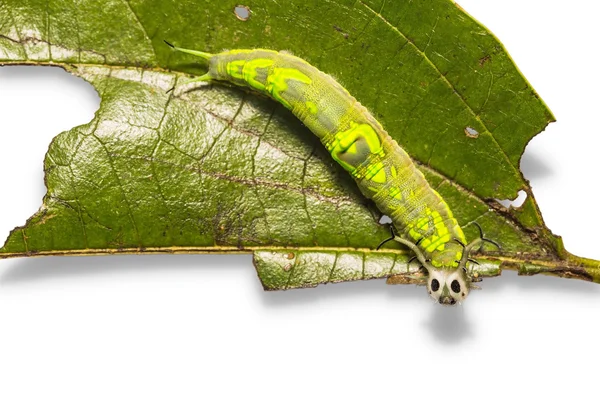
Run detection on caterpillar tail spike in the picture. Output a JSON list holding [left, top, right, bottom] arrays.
[[164, 40, 214, 60], [164, 40, 213, 89]]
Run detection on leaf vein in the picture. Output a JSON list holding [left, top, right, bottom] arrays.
[[91, 133, 143, 246], [358, 0, 521, 181], [122, 0, 157, 62]]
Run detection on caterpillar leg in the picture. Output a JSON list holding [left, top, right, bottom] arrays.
[[376, 226, 396, 250], [455, 222, 501, 283], [472, 221, 501, 250], [377, 225, 429, 268], [164, 40, 214, 91], [455, 222, 501, 263]]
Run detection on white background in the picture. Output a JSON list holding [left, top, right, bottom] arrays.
[[0, 1, 599, 399]]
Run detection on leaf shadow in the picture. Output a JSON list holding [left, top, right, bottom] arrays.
[[2, 255, 599, 346], [520, 150, 554, 180], [261, 278, 475, 344], [0, 253, 252, 284], [0, 253, 473, 344], [479, 268, 600, 295]]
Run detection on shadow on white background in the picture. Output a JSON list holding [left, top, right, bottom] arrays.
[[2, 249, 600, 346]]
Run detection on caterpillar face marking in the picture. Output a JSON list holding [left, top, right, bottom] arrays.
[[165, 42, 499, 305], [427, 267, 470, 305]]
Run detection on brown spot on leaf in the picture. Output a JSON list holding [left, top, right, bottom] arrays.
[[333, 25, 349, 39], [479, 55, 491, 66]]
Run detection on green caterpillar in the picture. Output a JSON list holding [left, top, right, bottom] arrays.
[[165, 42, 495, 305]]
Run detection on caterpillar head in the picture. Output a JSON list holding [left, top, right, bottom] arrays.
[[382, 230, 492, 305], [426, 267, 470, 306], [423, 223, 499, 305]]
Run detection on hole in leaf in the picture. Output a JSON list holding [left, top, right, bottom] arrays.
[[379, 215, 392, 224], [496, 190, 527, 208], [464, 126, 479, 138], [234, 5, 251, 21]]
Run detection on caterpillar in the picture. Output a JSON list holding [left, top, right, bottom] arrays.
[[165, 42, 496, 305]]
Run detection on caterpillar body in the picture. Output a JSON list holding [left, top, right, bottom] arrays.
[[166, 43, 489, 305]]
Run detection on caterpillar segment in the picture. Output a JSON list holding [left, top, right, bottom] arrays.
[[165, 42, 488, 305]]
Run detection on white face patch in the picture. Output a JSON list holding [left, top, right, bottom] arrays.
[[427, 267, 470, 305]]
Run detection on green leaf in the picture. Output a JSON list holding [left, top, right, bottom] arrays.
[[1, 0, 598, 289]]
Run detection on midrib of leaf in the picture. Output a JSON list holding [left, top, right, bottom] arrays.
[[1, 244, 597, 284]]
